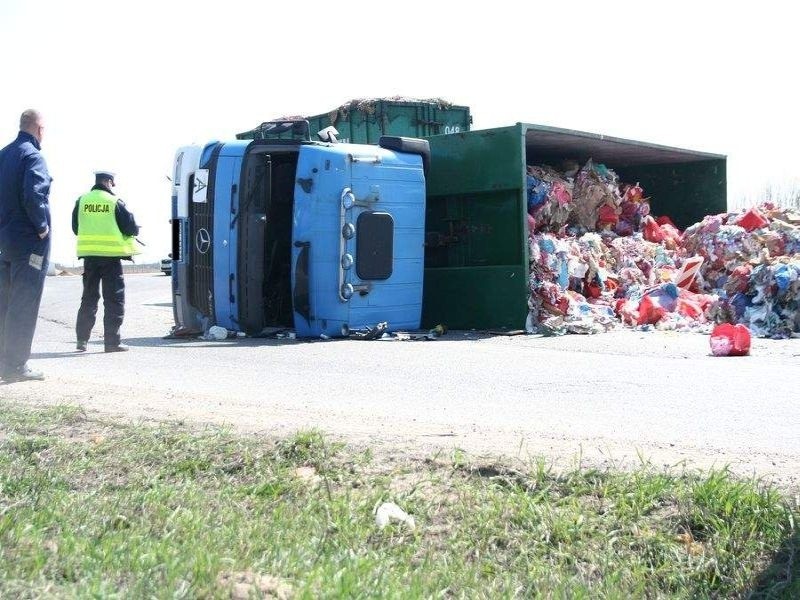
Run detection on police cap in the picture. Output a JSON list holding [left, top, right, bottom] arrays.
[[94, 170, 116, 186], [94, 170, 116, 181]]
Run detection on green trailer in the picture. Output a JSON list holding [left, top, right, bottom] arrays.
[[237, 98, 471, 143], [421, 123, 727, 331]]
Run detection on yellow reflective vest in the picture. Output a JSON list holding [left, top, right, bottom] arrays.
[[76, 189, 139, 257]]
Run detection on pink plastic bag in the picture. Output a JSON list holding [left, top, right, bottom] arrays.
[[709, 323, 751, 356]]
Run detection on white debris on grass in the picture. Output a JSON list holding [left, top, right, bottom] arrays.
[[374, 501, 416, 530]]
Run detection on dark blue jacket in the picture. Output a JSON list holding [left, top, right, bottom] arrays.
[[0, 132, 52, 257]]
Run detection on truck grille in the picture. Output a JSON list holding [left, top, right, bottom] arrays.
[[188, 172, 214, 317]]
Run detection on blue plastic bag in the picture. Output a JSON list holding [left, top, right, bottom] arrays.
[[527, 175, 550, 212]]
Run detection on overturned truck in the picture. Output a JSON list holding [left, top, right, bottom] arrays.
[[169, 113, 731, 337], [170, 125, 430, 338]]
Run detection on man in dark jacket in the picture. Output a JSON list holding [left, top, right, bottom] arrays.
[[73, 171, 140, 352], [0, 110, 52, 382]]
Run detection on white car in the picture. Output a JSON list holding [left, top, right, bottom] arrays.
[[160, 256, 172, 276]]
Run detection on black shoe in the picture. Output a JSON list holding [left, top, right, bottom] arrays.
[[104, 344, 129, 353], [76, 340, 87, 352], [2, 366, 45, 382]]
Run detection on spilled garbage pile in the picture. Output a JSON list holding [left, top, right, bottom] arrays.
[[683, 205, 800, 338], [526, 161, 800, 338]]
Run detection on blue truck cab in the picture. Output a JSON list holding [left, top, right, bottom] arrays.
[[170, 128, 429, 337]]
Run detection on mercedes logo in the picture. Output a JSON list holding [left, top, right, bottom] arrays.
[[195, 228, 211, 255]]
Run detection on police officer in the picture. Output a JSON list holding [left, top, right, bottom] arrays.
[[73, 171, 140, 352], [0, 109, 52, 382]]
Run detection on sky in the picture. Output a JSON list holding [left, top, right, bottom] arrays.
[[1, 0, 797, 265]]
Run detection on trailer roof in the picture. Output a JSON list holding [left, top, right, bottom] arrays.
[[521, 123, 725, 167]]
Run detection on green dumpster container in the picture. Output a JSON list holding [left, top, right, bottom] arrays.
[[237, 98, 471, 143], [421, 123, 727, 331]]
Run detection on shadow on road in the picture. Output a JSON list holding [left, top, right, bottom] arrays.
[[119, 333, 491, 348], [30, 350, 92, 360], [121, 336, 313, 348], [122, 334, 489, 348]]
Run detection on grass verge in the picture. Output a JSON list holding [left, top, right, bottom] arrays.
[[1, 403, 798, 598]]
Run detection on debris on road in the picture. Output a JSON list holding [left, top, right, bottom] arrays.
[[684, 206, 800, 338], [709, 323, 752, 356], [487, 329, 527, 336], [204, 325, 229, 341], [340, 322, 448, 341], [349, 321, 389, 340], [427, 324, 447, 339], [525, 159, 800, 339]]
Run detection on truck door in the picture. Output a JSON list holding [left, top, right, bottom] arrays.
[[290, 144, 424, 337], [212, 142, 249, 330], [290, 147, 329, 335], [291, 145, 352, 336], [345, 149, 423, 331]]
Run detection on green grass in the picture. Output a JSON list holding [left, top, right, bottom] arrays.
[[0, 404, 797, 598]]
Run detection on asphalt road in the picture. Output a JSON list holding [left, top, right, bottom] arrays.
[[5, 273, 800, 489]]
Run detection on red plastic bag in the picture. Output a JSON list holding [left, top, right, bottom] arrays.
[[735, 208, 769, 232], [635, 283, 680, 325], [709, 323, 751, 356], [615, 299, 639, 326], [597, 204, 619, 228], [638, 297, 665, 325], [643, 216, 665, 243], [637, 294, 667, 325]]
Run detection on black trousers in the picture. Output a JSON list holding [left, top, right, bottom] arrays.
[[76, 257, 125, 347]]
